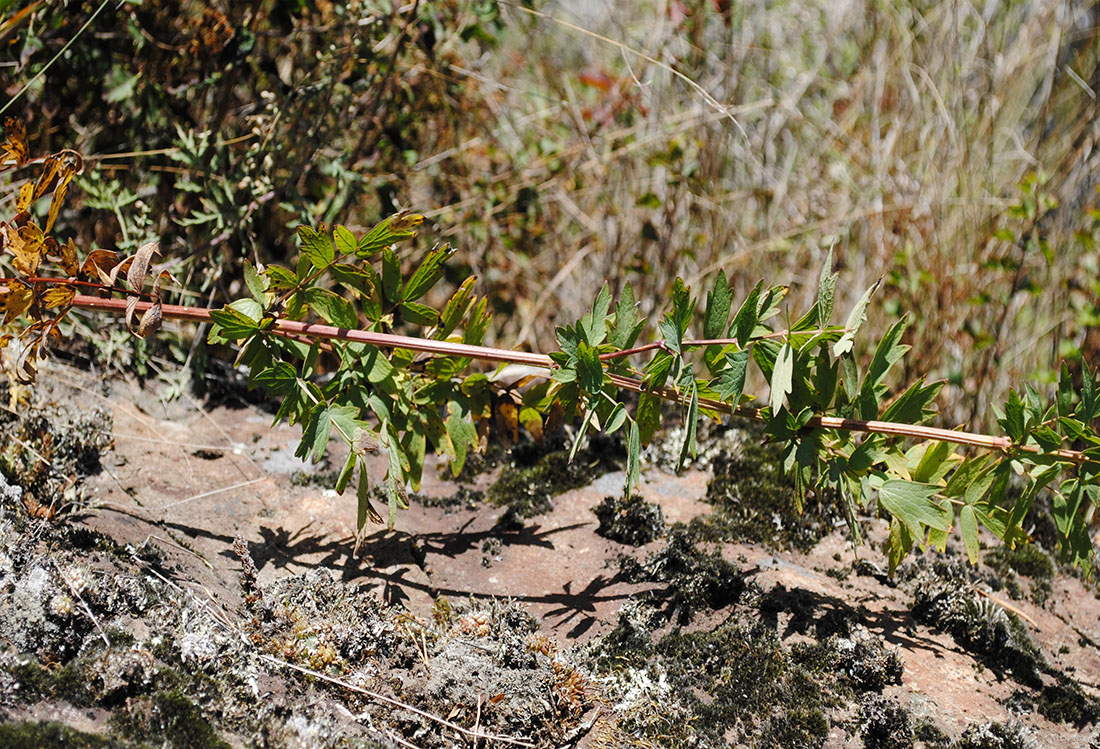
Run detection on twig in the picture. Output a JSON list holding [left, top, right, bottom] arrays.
[[259, 655, 536, 747], [68, 294, 1100, 466], [972, 586, 1038, 628], [52, 559, 109, 647]]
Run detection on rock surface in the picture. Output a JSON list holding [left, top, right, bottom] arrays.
[[0, 362, 1098, 747]]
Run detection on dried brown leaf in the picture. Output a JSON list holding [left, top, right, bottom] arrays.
[[81, 249, 120, 283], [57, 238, 79, 277], [494, 398, 519, 446], [41, 284, 75, 310], [16, 181, 34, 212], [1, 118, 28, 167], [5, 222, 45, 276], [1, 279, 32, 324]]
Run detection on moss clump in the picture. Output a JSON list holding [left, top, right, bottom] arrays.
[[488, 433, 622, 518], [593, 494, 664, 546], [913, 718, 951, 748], [1036, 676, 1100, 726], [954, 721, 1034, 749], [113, 689, 230, 749], [986, 544, 1055, 605], [653, 620, 832, 747], [0, 406, 112, 511], [0, 722, 114, 749], [689, 431, 839, 552], [858, 695, 912, 749], [831, 632, 904, 693], [619, 528, 744, 623], [7, 658, 94, 707], [413, 485, 485, 510]]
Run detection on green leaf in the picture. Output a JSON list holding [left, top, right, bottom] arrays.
[[357, 466, 381, 529], [331, 263, 376, 298], [335, 451, 357, 494], [576, 340, 604, 395], [637, 393, 661, 445], [605, 403, 628, 434], [625, 420, 640, 497], [1079, 360, 1097, 424], [298, 225, 335, 268], [1058, 362, 1074, 417], [404, 245, 452, 302], [817, 246, 837, 326], [878, 479, 951, 541], [704, 272, 733, 340], [333, 225, 357, 257], [445, 402, 478, 475], [911, 439, 954, 484], [298, 402, 333, 463], [243, 260, 268, 302], [643, 350, 675, 390], [250, 360, 296, 395], [306, 288, 358, 328], [882, 379, 943, 424], [866, 314, 910, 388], [658, 316, 682, 355], [677, 380, 699, 472], [999, 389, 1026, 443], [959, 504, 980, 564], [209, 307, 261, 341], [357, 212, 424, 257], [671, 277, 692, 331], [399, 301, 439, 326], [581, 284, 612, 346], [769, 342, 794, 414], [610, 282, 644, 350], [833, 278, 880, 357], [713, 350, 749, 403], [262, 264, 298, 291], [731, 281, 762, 345], [381, 247, 402, 303], [439, 277, 477, 338], [361, 348, 395, 385]]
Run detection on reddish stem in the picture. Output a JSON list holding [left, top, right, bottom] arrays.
[[67, 294, 1096, 465]]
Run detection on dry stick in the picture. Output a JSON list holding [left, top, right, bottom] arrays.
[[259, 655, 536, 748], [70, 294, 1098, 465]]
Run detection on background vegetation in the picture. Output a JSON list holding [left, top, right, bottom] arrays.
[[1, 0, 1098, 424]]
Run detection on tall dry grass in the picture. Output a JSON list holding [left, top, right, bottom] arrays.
[[402, 0, 1099, 428]]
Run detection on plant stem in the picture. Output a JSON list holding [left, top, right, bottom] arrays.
[[70, 294, 1099, 466]]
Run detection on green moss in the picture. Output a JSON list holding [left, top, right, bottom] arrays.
[[654, 621, 831, 747], [619, 528, 744, 623], [413, 485, 485, 510], [0, 721, 114, 749], [593, 494, 664, 546], [488, 433, 621, 518], [1036, 676, 1100, 726], [954, 721, 1033, 749], [8, 658, 94, 707], [690, 432, 839, 552], [985, 544, 1055, 605], [113, 689, 230, 749], [912, 718, 951, 748], [858, 695, 912, 749]]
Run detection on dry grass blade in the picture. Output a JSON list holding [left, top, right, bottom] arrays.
[[259, 655, 536, 747]]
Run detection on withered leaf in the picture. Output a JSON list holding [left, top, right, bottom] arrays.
[[16, 181, 34, 213], [81, 249, 120, 283], [58, 238, 79, 277], [352, 427, 380, 456], [494, 398, 519, 446], [1, 279, 33, 324], [127, 241, 160, 291], [41, 284, 75, 310], [5, 222, 45, 276], [544, 399, 565, 435], [1, 118, 28, 167]]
